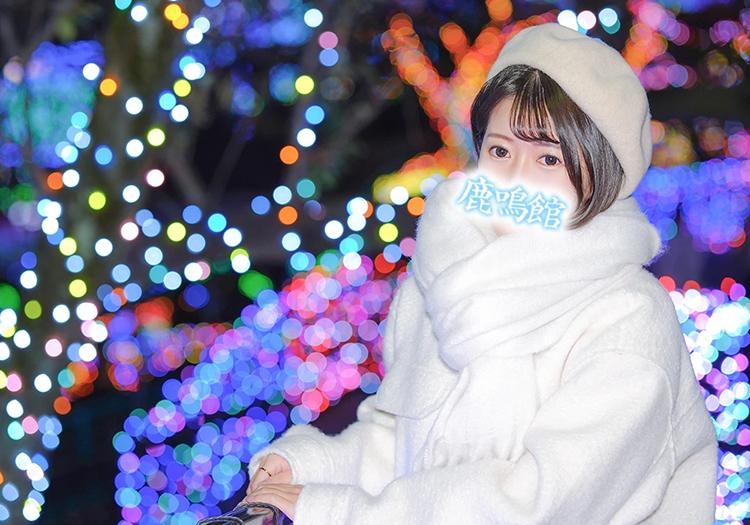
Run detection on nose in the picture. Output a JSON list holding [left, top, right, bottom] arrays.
[[503, 155, 530, 188]]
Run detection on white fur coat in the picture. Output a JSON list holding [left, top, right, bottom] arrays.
[[247, 175, 718, 524]]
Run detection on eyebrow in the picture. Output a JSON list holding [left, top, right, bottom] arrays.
[[486, 132, 562, 150]]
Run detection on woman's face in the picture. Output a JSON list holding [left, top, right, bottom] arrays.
[[476, 95, 587, 235]]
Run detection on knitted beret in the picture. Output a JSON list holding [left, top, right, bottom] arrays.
[[484, 22, 653, 200]]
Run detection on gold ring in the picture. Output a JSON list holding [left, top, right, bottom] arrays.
[[258, 466, 272, 477]]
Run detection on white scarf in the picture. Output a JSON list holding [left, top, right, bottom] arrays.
[[408, 171, 664, 468]]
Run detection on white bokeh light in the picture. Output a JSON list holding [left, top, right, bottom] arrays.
[[78, 343, 97, 362], [121, 221, 139, 241], [125, 96, 143, 115], [146, 169, 165, 187], [76, 302, 98, 321], [389, 186, 409, 206], [122, 185, 141, 203], [52, 304, 71, 324], [125, 138, 144, 158], [12, 330, 31, 349], [324, 220, 344, 239], [19, 270, 38, 289], [95, 238, 114, 256], [34, 374, 52, 393], [130, 3, 148, 22], [82, 63, 101, 80]]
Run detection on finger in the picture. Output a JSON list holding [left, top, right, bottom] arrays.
[[248, 484, 298, 502], [249, 469, 271, 492], [245, 488, 297, 519], [260, 483, 303, 495], [249, 468, 264, 491], [255, 478, 275, 490], [252, 478, 272, 492], [250, 483, 294, 492]]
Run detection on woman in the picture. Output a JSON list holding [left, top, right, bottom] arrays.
[[242, 22, 718, 524]]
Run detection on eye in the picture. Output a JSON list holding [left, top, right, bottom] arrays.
[[489, 145, 508, 158], [541, 154, 562, 167]]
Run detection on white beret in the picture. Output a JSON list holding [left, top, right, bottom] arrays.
[[485, 23, 653, 200]]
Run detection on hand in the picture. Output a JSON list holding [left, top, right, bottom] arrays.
[[247, 453, 292, 492], [241, 482, 304, 521]]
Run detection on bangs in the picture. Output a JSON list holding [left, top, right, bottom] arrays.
[[508, 77, 560, 146]]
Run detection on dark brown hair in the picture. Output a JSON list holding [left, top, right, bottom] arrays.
[[470, 64, 625, 229]]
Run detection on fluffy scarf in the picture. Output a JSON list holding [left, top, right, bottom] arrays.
[[408, 170, 665, 468]]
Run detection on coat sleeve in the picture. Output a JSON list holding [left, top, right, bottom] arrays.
[[291, 350, 676, 525], [247, 284, 405, 496]]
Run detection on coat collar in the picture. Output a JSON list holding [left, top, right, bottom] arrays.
[[410, 171, 664, 370]]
